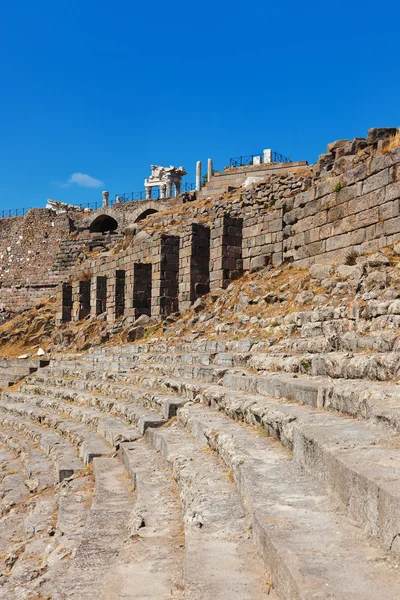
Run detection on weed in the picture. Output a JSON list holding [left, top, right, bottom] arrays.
[[383, 130, 400, 154], [333, 181, 342, 193], [300, 358, 312, 374], [344, 248, 359, 266]]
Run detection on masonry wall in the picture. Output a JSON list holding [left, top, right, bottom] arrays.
[[54, 129, 400, 326]]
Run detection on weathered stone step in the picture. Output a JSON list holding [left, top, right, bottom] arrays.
[[274, 329, 400, 354], [29, 373, 186, 420], [0, 443, 30, 515], [176, 402, 400, 599], [97, 439, 185, 599], [56, 457, 136, 599], [196, 380, 400, 554], [136, 361, 400, 432], [41, 468, 96, 595], [146, 423, 270, 599], [248, 350, 400, 381], [17, 382, 166, 435], [0, 412, 86, 481], [3, 389, 139, 446], [0, 427, 55, 492]]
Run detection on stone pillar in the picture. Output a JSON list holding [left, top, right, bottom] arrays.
[[160, 185, 166, 199], [152, 234, 180, 317], [145, 186, 152, 200], [102, 191, 109, 208], [263, 149, 272, 163], [207, 159, 213, 182], [196, 161, 202, 191], [179, 224, 210, 311], [210, 216, 243, 290], [56, 282, 73, 325], [175, 182, 181, 196], [71, 280, 80, 322], [166, 182, 172, 198], [115, 195, 121, 204]]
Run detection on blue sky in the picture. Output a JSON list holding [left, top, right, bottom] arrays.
[[1, 0, 399, 211]]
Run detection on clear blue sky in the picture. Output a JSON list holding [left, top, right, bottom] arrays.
[[1, 0, 399, 211]]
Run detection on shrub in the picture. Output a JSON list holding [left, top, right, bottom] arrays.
[[344, 248, 359, 265]]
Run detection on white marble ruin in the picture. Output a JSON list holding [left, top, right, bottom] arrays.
[[144, 165, 187, 199], [46, 199, 90, 214]]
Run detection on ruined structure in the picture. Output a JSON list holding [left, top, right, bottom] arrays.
[[53, 128, 400, 327], [144, 165, 187, 199], [2, 129, 400, 599]]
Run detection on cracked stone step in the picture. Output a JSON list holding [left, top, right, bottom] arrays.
[[1, 393, 136, 452], [56, 457, 137, 599], [146, 423, 272, 599], [193, 380, 400, 556], [131, 360, 400, 433], [0, 443, 30, 516], [2, 468, 96, 599], [17, 382, 167, 433], [176, 402, 400, 600], [0, 413, 84, 482], [0, 427, 55, 492], [29, 373, 187, 419], [95, 439, 186, 599]]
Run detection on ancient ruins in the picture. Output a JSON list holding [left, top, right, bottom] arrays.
[[1, 128, 400, 598]]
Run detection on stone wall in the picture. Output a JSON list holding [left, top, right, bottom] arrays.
[[198, 160, 308, 199], [55, 128, 400, 325]]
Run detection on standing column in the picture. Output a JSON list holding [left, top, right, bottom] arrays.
[[166, 182, 172, 198], [263, 149, 272, 163], [196, 161, 202, 191], [102, 191, 109, 208], [145, 186, 152, 200], [207, 159, 213, 182]]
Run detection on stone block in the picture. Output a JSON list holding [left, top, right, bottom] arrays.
[[362, 169, 391, 195]]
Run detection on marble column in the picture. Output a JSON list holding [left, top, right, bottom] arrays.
[[207, 158, 213, 182], [102, 191, 109, 208], [196, 161, 202, 191]]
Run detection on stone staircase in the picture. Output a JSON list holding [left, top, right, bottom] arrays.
[[1, 339, 400, 598], [0, 358, 49, 390]]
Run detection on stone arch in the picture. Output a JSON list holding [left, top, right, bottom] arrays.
[[90, 214, 118, 233], [135, 208, 158, 223]]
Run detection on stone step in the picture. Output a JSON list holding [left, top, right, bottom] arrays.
[[16, 382, 166, 434], [0, 427, 55, 492], [146, 423, 270, 599], [99, 439, 186, 598], [29, 373, 187, 420], [3, 389, 139, 447], [46, 359, 400, 556], [56, 457, 137, 599], [195, 380, 400, 555], [176, 402, 400, 599], [0, 442, 30, 516], [248, 350, 400, 381], [134, 361, 400, 432], [0, 412, 85, 482]]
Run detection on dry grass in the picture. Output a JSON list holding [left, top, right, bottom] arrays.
[[383, 130, 400, 153]]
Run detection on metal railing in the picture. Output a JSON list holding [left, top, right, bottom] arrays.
[[115, 182, 195, 204], [229, 154, 262, 168], [0, 182, 197, 219], [0, 207, 31, 218], [229, 151, 291, 168], [272, 151, 291, 163]]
